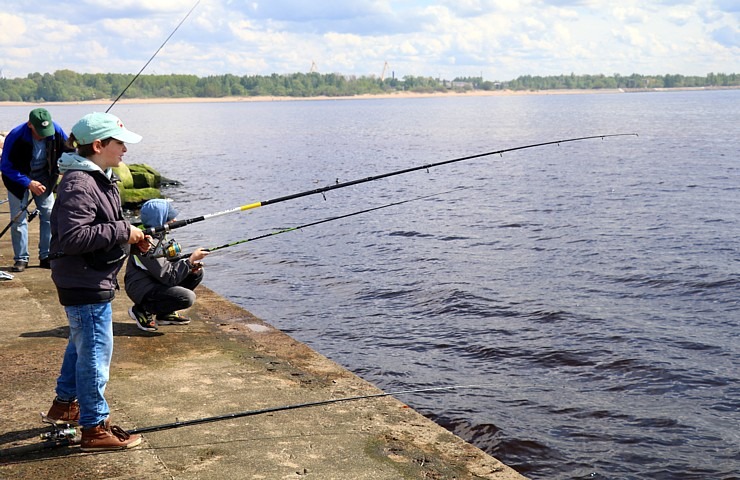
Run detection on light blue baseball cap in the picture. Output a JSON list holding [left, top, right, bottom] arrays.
[[71, 112, 142, 145]]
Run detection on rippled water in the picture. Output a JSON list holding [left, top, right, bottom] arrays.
[[2, 90, 738, 479]]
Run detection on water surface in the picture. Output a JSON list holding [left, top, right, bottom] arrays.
[[1, 90, 737, 479]]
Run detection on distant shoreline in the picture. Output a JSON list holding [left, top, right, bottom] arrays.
[[0, 89, 609, 107], [0, 86, 735, 107]]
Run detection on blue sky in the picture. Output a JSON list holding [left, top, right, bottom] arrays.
[[0, 0, 737, 81]]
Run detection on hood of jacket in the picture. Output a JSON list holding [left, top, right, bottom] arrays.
[[58, 152, 112, 178], [139, 199, 178, 229]]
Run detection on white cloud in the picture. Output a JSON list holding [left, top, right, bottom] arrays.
[[665, 7, 696, 26], [78, 0, 185, 15], [0, 13, 26, 46], [614, 25, 646, 48], [0, 1, 737, 80], [611, 6, 649, 23]]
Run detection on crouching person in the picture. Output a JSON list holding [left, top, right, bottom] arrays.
[[46, 112, 145, 450], [126, 199, 209, 332]]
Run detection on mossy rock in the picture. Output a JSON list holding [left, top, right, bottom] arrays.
[[128, 164, 162, 186], [114, 163, 169, 209], [131, 171, 157, 189], [113, 163, 134, 189], [120, 187, 162, 207], [113, 163, 162, 189]]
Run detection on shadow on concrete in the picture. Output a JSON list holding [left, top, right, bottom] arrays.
[[20, 323, 164, 338]]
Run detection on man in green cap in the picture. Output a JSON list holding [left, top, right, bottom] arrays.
[[1, 108, 71, 271]]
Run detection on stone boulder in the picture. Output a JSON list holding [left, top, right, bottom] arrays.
[[114, 163, 168, 209]]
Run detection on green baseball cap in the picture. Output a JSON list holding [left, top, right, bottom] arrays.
[[71, 112, 142, 145], [29, 108, 55, 138]]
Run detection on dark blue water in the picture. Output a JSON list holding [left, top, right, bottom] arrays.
[[2, 90, 738, 479]]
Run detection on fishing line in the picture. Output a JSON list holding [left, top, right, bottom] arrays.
[[106, 0, 201, 112], [143, 133, 638, 236], [154, 189, 459, 259]]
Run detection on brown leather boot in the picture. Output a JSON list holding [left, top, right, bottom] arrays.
[[80, 421, 142, 451], [45, 398, 80, 426]]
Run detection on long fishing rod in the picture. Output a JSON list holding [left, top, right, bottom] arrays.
[[0, 5, 196, 245], [41, 4, 198, 259], [105, 0, 201, 112], [143, 133, 638, 236], [0, 3, 198, 246], [154, 189, 457, 259], [0, 384, 490, 457], [129, 384, 491, 435], [0, 5, 197, 248]]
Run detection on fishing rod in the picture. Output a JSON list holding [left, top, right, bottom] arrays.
[[105, 0, 201, 112], [129, 384, 491, 435], [0, 199, 38, 240], [0, 6, 196, 247], [150, 189, 458, 260], [143, 133, 638, 236], [41, 4, 199, 259], [0, 383, 490, 457], [0, 2, 199, 247]]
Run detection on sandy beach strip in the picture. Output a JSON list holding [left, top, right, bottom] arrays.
[[0, 88, 637, 107]]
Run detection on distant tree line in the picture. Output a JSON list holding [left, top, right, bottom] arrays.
[[474, 72, 739, 91], [0, 69, 737, 102]]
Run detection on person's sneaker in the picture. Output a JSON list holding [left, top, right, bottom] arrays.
[[11, 260, 28, 272], [39, 257, 51, 269], [45, 397, 80, 426], [156, 311, 191, 325], [80, 421, 142, 451], [129, 305, 157, 332]]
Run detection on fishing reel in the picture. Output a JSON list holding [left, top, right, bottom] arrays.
[[145, 234, 183, 260], [40, 424, 80, 443], [40, 412, 81, 443], [28, 209, 40, 222]]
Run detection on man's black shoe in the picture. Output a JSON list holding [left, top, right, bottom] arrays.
[[11, 261, 28, 272], [39, 258, 51, 269]]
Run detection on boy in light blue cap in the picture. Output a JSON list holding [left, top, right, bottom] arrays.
[[46, 111, 144, 451], [125, 199, 209, 332]]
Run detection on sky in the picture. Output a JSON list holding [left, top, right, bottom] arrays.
[[0, 0, 737, 82]]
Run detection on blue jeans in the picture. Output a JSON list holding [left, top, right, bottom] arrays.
[[8, 188, 54, 262], [55, 303, 114, 429]]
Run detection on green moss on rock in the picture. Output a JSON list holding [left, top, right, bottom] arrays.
[[120, 187, 162, 206], [114, 163, 168, 208], [114, 163, 134, 189], [128, 164, 162, 185]]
